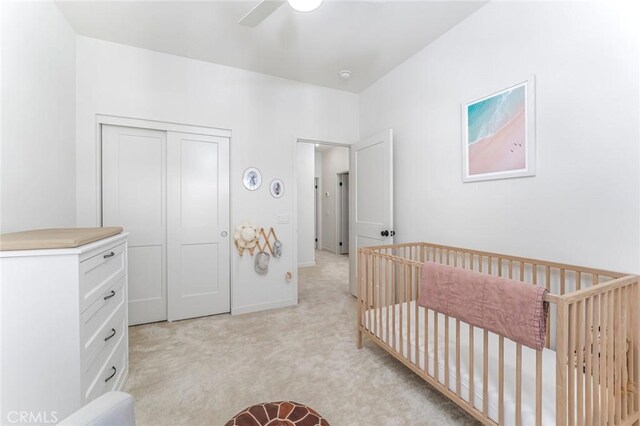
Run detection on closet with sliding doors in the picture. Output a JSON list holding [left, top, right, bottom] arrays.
[[101, 123, 230, 325]]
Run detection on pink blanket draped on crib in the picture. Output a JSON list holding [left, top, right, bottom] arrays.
[[418, 261, 548, 351]]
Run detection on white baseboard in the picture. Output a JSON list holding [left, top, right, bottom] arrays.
[[231, 298, 297, 315], [298, 261, 316, 268]]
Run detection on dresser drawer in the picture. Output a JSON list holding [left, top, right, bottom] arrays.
[[83, 333, 127, 403], [80, 242, 126, 312], [80, 279, 126, 371]]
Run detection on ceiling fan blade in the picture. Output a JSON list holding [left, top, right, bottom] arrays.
[[238, 0, 286, 27]]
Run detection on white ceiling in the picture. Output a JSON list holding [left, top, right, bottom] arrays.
[[56, 0, 487, 93]]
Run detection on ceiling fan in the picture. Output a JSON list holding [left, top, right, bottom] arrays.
[[238, 0, 323, 27]]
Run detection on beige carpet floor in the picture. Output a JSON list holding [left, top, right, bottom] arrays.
[[126, 250, 478, 425]]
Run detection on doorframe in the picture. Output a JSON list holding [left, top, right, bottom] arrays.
[[95, 114, 233, 315], [336, 171, 349, 255], [292, 137, 352, 300]]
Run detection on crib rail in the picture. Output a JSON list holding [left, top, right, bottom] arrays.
[[357, 242, 640, 426]]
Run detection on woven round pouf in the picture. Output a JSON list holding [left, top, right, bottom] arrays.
[[225, 401, 329, 426]]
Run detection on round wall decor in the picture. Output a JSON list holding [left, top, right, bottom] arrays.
[[269, 179, 284, 198], [243, 167, 262, 191]]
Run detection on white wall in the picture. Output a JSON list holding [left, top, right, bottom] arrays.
[[297, 143, 316, 267], [321, 146, 349, 253], [360, 1, 640, 273], [1, 1, 76, 233], [75, 37, 359, 314]]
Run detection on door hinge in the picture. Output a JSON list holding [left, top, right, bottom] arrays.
[[315, 238, 318, 242], [339, 242, 343, 246], [339, 182, 343, 186]]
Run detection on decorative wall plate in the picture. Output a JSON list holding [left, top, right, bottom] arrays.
[[243, 167, 262, 191], [269, 178, 284, 198]]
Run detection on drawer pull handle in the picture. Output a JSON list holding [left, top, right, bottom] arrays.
[[105, 366, 117, 383], [103, 290, 116, 300], [104, 328, 117, 342], [103, 251, 115, 259]]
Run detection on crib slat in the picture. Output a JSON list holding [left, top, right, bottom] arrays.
[[469, 325, 475, 408], [406, 264, 411, 359], [399, 263, 403, 357], [615, 288, 622, 425], [546, 267, 552, 348], [577, 300, 584, 426], [520, 261, 525, 282], [499, 336, 505, 425], [424, 307, 429, 376], [483, 329, 488, 416], [585, 296, 593, 426], [434, 312, 439, 383], [577, 271, 582, 291], [392, 259, 397, 352], [622, 287, 633, 420], [633, 284, 639, 415], [516, 343, 522, 426], [365, 253, 370, 331], [377, 256, 382, 341], [536, 350, 542, 426], [386, 258, 390, 346], [593, 293, 601, 424], [608, 289, 615, 425], [445, 315, 450, 390], [456, 319, 461, 396], [373, 255, 377, 336], [556, 300, 568, 426], [561, 268, 566, 294], [600, 292, 608, 426], [569, 303, 576, 426], [415, 266, 420, 368]]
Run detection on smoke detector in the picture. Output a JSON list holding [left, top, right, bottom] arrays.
[[338, 70, 352, 81]]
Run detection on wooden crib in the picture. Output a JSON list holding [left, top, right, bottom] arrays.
[[357, 242, 640, 426]]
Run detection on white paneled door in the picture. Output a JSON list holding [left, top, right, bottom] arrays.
[[349, 129, 393, 296], [102, 125, 168, 325], [167, 132, 230, 321], [102, 125, 230, 325]]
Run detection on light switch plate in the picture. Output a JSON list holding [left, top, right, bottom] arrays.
[[277, 214, 290, 224]]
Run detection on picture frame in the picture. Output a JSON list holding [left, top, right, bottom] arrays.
[[243, 167, 262, 191], [462, 76, 536, 182], [269, 178, 284, 198]]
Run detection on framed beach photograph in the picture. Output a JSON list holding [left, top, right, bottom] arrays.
[[462, 77, 536, 182]]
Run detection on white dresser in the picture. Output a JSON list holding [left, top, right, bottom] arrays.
[[0, 229, 129, 422]]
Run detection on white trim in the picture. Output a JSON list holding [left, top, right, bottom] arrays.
[[297, 138, 352, 148], [298, 261, 316, 268], [231, 298, 297, 315]]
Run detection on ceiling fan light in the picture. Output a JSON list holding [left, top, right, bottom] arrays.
[[287, 0, 323, 13]]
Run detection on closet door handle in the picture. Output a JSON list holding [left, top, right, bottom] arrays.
[[390, 231, 395, 237], [103, 251, 115, 259], [380, 230, 389, 237], [104, 328, 117, 342], [103, 290, 116, 300], [105, 366, 117, 383]]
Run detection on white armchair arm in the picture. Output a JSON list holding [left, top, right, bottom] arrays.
[[58, 392, 135, 426]]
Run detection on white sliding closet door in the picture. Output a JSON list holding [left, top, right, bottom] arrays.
[[167, 132, 230, 321], [102, 125, 168, 325]]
